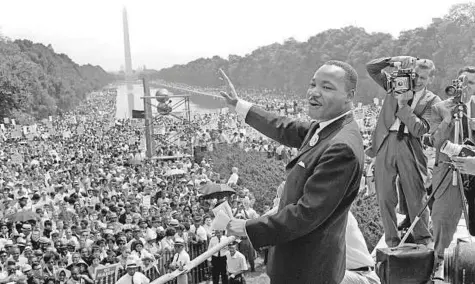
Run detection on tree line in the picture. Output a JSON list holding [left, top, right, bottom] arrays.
[[0, 38, 114, 123], [153, 3, 475, 104]]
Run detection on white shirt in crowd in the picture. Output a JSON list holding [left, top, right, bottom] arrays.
[[116, 271, 150, 284], [189, 225, 208, 242], [207, 235, 229, 260], [227, 173, 239, 185], [226, 250, 248, 275], [171, 250, 191, 284]]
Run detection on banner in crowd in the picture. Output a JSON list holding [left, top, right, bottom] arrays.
[[94, 263, 120, 284]]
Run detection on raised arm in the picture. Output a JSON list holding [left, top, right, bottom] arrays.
[[219, 68, 311, 149], [366, 57, 392, 90], [237, 101, 312, 149]]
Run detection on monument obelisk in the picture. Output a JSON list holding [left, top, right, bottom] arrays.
[[123, 7, 134, 118]]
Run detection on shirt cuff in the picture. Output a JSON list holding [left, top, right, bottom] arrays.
[[235, 100, 253, 119]]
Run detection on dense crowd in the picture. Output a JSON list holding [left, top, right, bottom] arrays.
[[0, 88, 268, 284], [0, 82, 383, 284]]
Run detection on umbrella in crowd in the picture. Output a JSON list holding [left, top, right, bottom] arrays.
[[4, 210, 40, 223], [199, 183, 235, 199], [164, 168, 185, 176]]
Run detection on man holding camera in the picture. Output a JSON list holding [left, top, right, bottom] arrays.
[[429, 66, 475, 279], [366, 56, 440, 248]]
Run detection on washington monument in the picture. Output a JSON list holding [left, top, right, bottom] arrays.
[[123, 7, 134, 118]]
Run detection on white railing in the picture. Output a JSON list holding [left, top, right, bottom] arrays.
[[151, 236, 236, 284]]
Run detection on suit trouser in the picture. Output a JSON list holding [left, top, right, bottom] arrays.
[[374, 133, 432, 247], [431, 164, 463, 260], [397, 176, 408, 215], [398, 158, 434, 215], [211, 255, 228, 284]]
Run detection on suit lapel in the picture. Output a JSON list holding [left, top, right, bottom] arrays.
[[298, 121, 320, 151], [287, 113, 353, 169]]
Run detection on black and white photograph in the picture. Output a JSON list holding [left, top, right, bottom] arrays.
[[0, 0, 475, 283]]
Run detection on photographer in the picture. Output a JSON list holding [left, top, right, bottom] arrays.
[[365, 56, 441, 248], [429, 66, 475, 280]]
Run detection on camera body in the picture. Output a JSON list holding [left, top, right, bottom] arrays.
[[387, 63, 417, 94], [445, 75, 468, 104]]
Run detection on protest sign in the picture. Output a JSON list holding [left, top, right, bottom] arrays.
[[94, 264, 120, 284]]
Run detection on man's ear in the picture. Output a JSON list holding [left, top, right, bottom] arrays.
[[428, 75, 434, 85], [347, 89, 355, 102]]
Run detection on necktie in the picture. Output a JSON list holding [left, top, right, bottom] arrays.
[[131, 275, 134, 284], [397, 96, 414, 140], [217, 236, 221, 257]]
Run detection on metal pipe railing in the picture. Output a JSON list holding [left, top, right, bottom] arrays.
[[151, 236, 236, 284]]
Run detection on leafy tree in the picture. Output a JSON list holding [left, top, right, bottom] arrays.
[[153, 3, 475, 104], [0, 38, 114, 121]]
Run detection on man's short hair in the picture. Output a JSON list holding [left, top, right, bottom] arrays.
[[324, 60, 358, 92], [458, 66, 475, 76], [416, 59, 436, 76]]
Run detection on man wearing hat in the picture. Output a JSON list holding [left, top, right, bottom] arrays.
[[226, 241, 247, 284], [117, 258, 150, 284], [208, 230, 229, 284], [189, 216, 207, 243], [170, 238, 190, 284], [141, 254, 160, 282]]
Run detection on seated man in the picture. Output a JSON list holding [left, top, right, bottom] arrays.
[[342, 211, 380, 284]]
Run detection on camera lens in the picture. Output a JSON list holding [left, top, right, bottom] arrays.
[[444, 239, 475, 284], [445, 86, 456, 96]]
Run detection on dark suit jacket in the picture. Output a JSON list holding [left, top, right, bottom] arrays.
[[243, 106, 364, 284], [365, 57, 441, 181]]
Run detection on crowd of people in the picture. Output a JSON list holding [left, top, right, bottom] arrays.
[[0, 87, 273, 284], [0, 74, 386, 284]]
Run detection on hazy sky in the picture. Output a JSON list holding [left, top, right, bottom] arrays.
[[0, 0, 466, 71]]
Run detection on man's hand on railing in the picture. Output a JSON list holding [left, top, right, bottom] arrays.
[[178, 263, 185, 271]]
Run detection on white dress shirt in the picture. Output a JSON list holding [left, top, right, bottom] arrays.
[[116, 272, 150, 284], [389, 89, 424, 133], [207, 235, 229, 260], [226, 250, 248, 275]]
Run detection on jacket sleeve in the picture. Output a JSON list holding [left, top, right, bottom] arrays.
[[244, 106, 312, 149], [397, 95, 442, 138], [245, 143, 360, 248], [366, 57, 392, 90], [430, 103, 454, 149]]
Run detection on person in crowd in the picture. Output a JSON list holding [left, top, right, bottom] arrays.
[[169, 238, 190, 284], [116, 258, 150, 284], [429, 65, 475, 280], [208, 230, 229, 284], [220, 59, 364, 284], [0, 76, 387, 284], [365, 56, 440, 248], [225, 242, 247, 284]]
